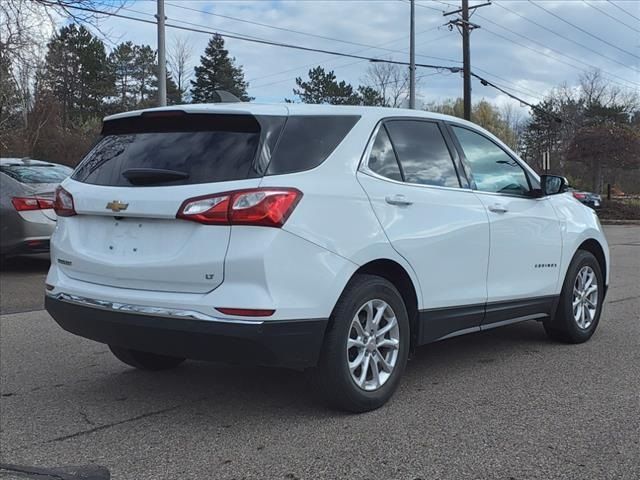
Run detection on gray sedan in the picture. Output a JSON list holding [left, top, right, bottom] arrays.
[[0, 158, 73, 260]]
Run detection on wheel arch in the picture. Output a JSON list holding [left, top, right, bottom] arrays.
[[577, 238, 608, 294], [578, 239, 606, 275], [328, 258, 420, 350]]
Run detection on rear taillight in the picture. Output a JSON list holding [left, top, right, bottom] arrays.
[[53, 186, 76, 217], [11, 197, 54, 211], [177, 188, 302, 227], [573, 192, 586, 200]]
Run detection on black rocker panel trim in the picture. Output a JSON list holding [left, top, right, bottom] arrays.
[[417, 295, 559, 345]]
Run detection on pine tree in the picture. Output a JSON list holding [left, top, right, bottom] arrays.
[[191, 34, 250, 103], [43, 24, 113, 127], [289, 66, 386, 106], [108, 41, 137, 109], [134, 45, 157, 105], [292, 67, 359, 105]]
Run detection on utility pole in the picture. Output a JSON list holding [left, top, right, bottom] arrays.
[[444, 1, 491, 120], [156, 0, 167, 106], [461, 0, 471, 120], [409, 0, 416, 109]]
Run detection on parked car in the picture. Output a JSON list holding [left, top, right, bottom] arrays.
[[45, 104, 610, 412], [570, 189, 602, 209], [0, 158, 73, 260]]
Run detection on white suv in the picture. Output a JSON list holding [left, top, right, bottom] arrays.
[[46, 103, 609, 412]]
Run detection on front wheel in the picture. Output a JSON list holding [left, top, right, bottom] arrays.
[[313, 274, 410, 413], [109, 345, 186, 371], [544, 250, 604, 343]]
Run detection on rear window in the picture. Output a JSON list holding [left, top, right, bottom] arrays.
[[0, 164, 73, 184], [72, 113, 359, 187]]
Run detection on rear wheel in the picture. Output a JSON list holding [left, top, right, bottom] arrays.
[[109, 345, 185, 371], [313, 274, 410, 412], [544, 250, 603, 343]]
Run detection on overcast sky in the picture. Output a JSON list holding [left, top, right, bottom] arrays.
[[75, 0, 639, 114]]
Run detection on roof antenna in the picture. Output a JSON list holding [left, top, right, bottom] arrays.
[[214, 90, 241, 103]]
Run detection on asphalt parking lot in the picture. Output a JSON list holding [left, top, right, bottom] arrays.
[[1, 226, 638, 480]]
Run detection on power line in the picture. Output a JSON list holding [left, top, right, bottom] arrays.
[[470, 72, 561, 122], [413, 0, 640, 90], [492, 1, 640, 83], [528, 0, 640, 60], [582, 0, 640, 34], [43, 1, 460, 71], [251, 31, 453, 90], [480, 28, 639, 91], [606, 0, 640, 23], [493, 0, 638, 67], [247, 26, 443, 84], [474, 13, 640, 88], [168, 1, 461, 65], [44, 0, 557, 118]]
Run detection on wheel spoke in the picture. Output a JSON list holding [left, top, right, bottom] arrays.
[[363, 301, 374, 332], [585, 285, 598, 296], [377, 338, 399, 350], [370, 355, 381, 388], [575, 303, 583, 326], [349, 351, 365, 372], [376, 350, 393, 373], [352, 320, 366, 338], [358, 353, 370, 386], [585, 276, 593, 290], [347, 338, 365, 349], [376, 316, 397, 338], [372, 304, 385, 331]]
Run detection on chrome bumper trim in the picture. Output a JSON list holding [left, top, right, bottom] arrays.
[[46, 292, 264, 325]]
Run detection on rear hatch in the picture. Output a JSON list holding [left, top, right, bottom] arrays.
[[56, 109, 287, 293]]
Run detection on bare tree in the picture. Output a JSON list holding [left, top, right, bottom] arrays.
[[363, 62, 410, 108], [167, 35, 193, 100]]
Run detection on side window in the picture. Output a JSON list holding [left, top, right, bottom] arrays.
[[385, 121, 460, 188], [367, 126, 402, 182], [451, 126, 530, 195]]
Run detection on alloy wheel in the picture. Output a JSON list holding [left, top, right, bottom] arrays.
[[346, 299, 400, 391], [572, 265, 598, 329]]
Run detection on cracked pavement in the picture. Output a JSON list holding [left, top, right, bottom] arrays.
[[1, 226, 639, 479]]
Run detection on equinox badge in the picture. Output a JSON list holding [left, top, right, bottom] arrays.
[[106, 200, 129, 213]]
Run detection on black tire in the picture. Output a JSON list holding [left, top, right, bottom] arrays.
[[313, 274, 410, 413], [109, 345, 186, 371], [544, 250, 604, 343]]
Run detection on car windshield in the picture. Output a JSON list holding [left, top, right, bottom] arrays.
[[0, 164, 73, 184]]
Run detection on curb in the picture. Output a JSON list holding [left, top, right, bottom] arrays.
[[599, 219, 640, 225]]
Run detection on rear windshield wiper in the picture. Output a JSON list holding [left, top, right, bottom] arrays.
[[122, 168, 189, 185]]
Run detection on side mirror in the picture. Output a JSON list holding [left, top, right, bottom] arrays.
[[540, 174, 568, 196]]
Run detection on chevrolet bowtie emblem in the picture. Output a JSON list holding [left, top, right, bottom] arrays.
[[106, 200, 129, 212]]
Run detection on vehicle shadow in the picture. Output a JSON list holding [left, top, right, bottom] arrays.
[[0, 254, 50, 273], [72, 320, 552, 421]]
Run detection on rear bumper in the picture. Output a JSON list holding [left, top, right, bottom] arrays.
[[45, 295, 328, 369]]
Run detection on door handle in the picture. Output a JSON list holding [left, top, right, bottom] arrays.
[[385, 194, 413, 206], [488, 204, 508, 214]]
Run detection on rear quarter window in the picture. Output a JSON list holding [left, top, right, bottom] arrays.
[[266, 115, 360, 175]]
